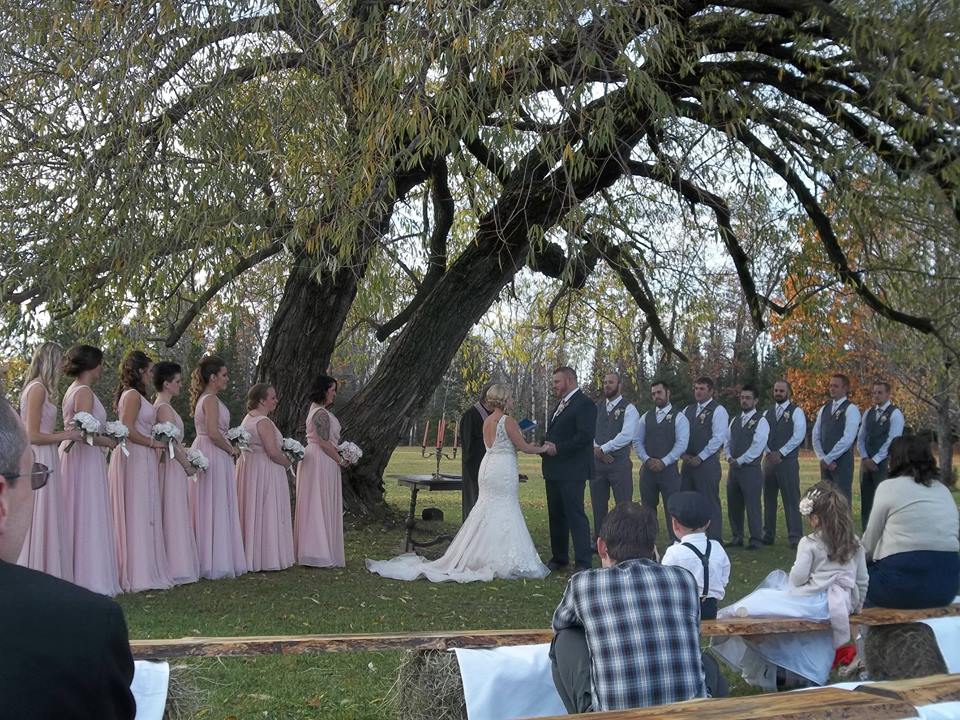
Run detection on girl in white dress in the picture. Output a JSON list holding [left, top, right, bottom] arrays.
[[713, 481, 869, 689], [366, 384, 550, 582]]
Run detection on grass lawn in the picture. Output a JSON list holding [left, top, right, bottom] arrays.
[[116, 449, 956, 719]]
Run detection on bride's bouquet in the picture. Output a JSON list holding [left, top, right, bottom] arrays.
[[282, 437, 305, 464], [185, 448, 209, 481], [152, 421, 182, 461], [337, 441, 363, 466], [103, 421, 130, 457], [226, 426, 252, 455], [64, 411, 101, 453]]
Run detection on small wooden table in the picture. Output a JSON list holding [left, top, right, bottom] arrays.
[[397, 474, 464, 553], [397, 473, 528, 552]]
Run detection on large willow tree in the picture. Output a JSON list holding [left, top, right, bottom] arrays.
[[2, 0, 957, 513]]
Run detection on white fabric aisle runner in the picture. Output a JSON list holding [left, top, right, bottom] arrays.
[[454, 644, 566, 720], [923, 597, 960, 673], [132, 660, 170, 720]]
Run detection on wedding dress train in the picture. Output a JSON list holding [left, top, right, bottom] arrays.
[[366, 416, 549, 582]]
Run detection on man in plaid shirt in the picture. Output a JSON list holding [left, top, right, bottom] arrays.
[[550, 502, 707, 712]]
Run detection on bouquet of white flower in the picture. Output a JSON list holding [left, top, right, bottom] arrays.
[[226, 426, 252, 454], [337, 441, 363, 466], [103, 421, 130, 457], [282, 437, 306, 464], [152, 421, 182, 460], [185, 448, 209, 481], [64, 411, 102, 453]]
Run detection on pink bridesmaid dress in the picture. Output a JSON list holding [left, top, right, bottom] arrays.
[[236, 414, 294, 572], [108, 389, 173, 592], [59, 384, 122, 596], [16, 381, 71, 580], [189, 394, 246, 579], [294, 404, 345, 567], [155, 401, 200, 585]]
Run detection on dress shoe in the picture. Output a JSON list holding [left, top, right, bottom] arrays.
[[724, 540, 743, 549], [745, 543, 762, 551], [762, 538, 774, 546], [547, 559, 569, 572], [573, 564, 593, 574], [789, 541, 799, 550]]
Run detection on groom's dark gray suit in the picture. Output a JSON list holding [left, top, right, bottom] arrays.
[[543, 389, 597, 568]]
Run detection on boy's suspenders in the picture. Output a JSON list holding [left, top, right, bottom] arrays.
[[681, 541, 711, 598]]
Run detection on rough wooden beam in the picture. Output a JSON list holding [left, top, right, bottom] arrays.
[[856, 673, 960, 706], [130, 604, 960, 659], [535, 687, 916, 719]]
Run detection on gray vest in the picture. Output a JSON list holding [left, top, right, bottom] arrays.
[[730, 412, 762, 466], [819, 399, 852, 459], [764, 403, 801, 459], [643, 407, 677, 459], [596, 397, 630, 459], [684, 400, 720, 458], [863, 404, 898, 457]]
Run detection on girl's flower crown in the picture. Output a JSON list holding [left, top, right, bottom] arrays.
[[799, 488, 822, 516]]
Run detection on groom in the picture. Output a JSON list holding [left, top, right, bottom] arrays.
[[543, 366, 597, 572]]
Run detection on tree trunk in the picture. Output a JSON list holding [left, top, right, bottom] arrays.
[[936, 358, 955, 485], [256, 257, 362, 436]]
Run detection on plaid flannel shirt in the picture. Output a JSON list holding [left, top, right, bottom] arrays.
[[551, 558, 707, 710]]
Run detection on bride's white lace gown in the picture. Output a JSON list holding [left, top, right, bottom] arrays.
[[366, 416, 550, 582]]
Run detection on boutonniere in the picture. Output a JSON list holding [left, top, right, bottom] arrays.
[[879, 414, 888, 425], [832, 408, 844, 420], [780, 413, 789, 423], [614, 408, 624, 419], [698, 413, 708, 425], [748, 418, 758, 430], [665, 413, 673, 422]]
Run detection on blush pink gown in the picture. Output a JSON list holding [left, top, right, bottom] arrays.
[[108, 389, 173, 592], [155, 401, 200, 585], [294, 404, 345, 567], [59, 384, 121, 596], [189, 394, 246, 579], [236, 414, 295, 572], [16, 381, 71, 581]]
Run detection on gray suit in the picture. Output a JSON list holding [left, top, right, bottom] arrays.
[[590, 398, 634, 540], [681, 400, 725, 540]]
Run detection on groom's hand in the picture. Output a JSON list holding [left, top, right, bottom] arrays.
[[543, 441, 558, 456]]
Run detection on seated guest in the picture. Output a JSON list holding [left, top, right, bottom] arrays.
[[550, 502, 706, 713], [862, 434, 960, 609], [662, 492, 731, 619], [0, 396, 135, 719]]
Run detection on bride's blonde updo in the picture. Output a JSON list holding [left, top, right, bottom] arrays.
[[485, 383, 512, 410]]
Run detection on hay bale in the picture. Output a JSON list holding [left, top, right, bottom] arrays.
[[382, 649, 467, 720], [863, 623, 948, 681], [163, 663, 208, 720]]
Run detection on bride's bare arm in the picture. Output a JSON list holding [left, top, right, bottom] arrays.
[[504, 416, 543, 454]]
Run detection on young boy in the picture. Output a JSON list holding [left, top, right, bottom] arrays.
[[662, 492, 731, 619]]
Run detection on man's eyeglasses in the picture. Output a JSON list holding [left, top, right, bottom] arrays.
[[2, 463, 52, 491]]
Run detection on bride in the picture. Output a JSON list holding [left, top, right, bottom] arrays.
[[366, 384, 550, 582]]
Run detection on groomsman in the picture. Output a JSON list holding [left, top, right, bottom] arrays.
[[812, 374, 862, 502], [725, 385, 769, 550], [762, 380, 806, 549], [459, 385, 492, 521], [680, 377, 728, 540], [590, 372, 639, 547], [634, 379, 689, 542], [857, 380, 904, 529]]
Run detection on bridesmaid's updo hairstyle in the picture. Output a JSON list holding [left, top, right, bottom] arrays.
[[246, 383, 272, 411], [190, 355, 227, 415], [153, 361, 182, 393], [307, 375, 337, 406], [485, 383, 512, 411], [62, 344, 104, 377], [114, 350, 153, 409]]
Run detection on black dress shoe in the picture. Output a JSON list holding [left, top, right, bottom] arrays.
[[789, 541, 799, 550], [547, 559, 569, 571], [745, 543, 761, 551], [573, 564, 593, 574], [762, 538, 774, 546], [724, 540, 743, 549]]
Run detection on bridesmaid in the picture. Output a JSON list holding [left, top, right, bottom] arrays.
[[295, 374, 346, 568], [236, 384, 295, 572], [154, 361, 200, 585], [17, 341, 83, 580], [108, 351, 173, 592], [59, 344, 122, 596], [189, 355, 246, 580]]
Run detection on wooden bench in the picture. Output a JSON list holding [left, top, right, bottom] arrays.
[[129, 603, 960, 659], [532, 673, 960, 719]]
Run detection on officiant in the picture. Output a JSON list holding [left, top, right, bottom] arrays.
[[459, 384, 493, 521]]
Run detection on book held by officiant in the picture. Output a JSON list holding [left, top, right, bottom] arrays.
[[518, 418, 538, 432]]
